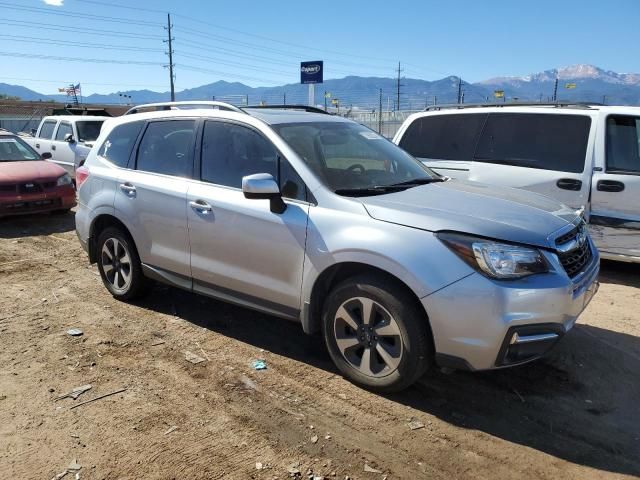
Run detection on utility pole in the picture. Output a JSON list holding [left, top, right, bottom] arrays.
[[164, 13, 175, 102], [283, 92, 286, 105], [552, 77, 558, 103], [457, 77, 463, 104], [378, 88, 383, 134], [396, 62, 403, 111], [461, 91, 465, 104], [324, 91, 327, 111], [602, 95, 607, 105]]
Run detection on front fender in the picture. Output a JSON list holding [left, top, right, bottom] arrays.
[[301, 206, 474, 311]]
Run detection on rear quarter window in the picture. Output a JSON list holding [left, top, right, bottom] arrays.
[[474, 113, 591, 173], [97, 121, 144, 168], [398, 113, 487, 160]]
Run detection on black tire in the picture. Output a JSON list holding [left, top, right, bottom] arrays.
[[96, 226, 150, 300], [322, 274, 432, 392]]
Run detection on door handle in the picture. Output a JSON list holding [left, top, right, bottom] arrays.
[[189, 200, 213, 214], [51, 145, 56, 151], [35, 143, 40, 148], [597, 180, 625, 192], [119, 183, 136, 196], [556, 178, 582, 191]]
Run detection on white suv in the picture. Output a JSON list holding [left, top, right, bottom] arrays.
[[394, 104, 640, 263], [75, 102, 599, 392]]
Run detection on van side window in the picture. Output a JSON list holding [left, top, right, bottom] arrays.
[[201, 121, 278, 188], [97, 121, 144, 168], [606, 116, 640, 174], [398, 114, 487, 160], [474, 113, 591, 173], [136, 120, 195, 177], [38, 120, 57, 139]]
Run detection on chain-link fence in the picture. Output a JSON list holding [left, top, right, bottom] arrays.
[[0, 103, 50, 134]]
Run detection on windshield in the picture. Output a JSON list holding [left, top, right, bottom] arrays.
[[0, 136, 40, 162], [273, 121, 439, 195], [76, 121, 104, 142]]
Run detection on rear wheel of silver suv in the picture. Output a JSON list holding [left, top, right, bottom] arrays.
[[96, 227, 150, 300], [322, 274, 432, 392]]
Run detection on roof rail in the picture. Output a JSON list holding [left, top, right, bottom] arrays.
[[124, 101, 245, 115], [424, 102, 603, 111], [245, 104, 331, 115]]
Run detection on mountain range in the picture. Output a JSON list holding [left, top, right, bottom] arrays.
[[2, 64, 640, 108]]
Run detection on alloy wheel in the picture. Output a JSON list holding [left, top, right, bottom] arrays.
[[333, 296, 404, 378], [101, 237, 132, 293]]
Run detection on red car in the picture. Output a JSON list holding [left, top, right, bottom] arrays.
[[0, 130, 76, 216]]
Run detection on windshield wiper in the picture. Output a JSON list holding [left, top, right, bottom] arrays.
[[385, 177, 447, 188], [334, 186, 403, 196]]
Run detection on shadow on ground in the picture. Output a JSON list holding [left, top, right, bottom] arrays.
[[0, 211, 76, 238], [134, 279, 640, 477], [599, 259, 640, 288]]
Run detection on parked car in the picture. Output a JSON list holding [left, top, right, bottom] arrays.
[[75, 102, 599, 392], [393, 103, 640, 263], [0, 129, 76, 216], [20, 115, 109, 178]]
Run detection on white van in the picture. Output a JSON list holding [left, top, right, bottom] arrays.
[[393, 104, 640, 263]]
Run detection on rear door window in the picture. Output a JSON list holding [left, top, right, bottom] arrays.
[[97, 121, 144, 168], [136, 120, 196, 177], [38, 120, 57, 139], [55, 122, 73, 141], [606, 115, 640, 174], [474, 113, 591, 173], [398, 113, 487, 160]]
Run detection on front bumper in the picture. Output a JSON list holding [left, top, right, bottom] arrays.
[[422, 244, 599, 371], [0, 186, 76, 217]]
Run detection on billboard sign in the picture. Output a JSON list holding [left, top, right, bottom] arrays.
[[300, 61, 323, 84]]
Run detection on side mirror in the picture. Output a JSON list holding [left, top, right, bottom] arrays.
[[41, 152, 52, 160], [64, 133, 75, 143], [30, 128, 37, 136], [242, 173, 286, 214]]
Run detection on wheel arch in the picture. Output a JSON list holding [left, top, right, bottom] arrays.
[[88, 214, 134, 263], [304, 262, 433, 345]]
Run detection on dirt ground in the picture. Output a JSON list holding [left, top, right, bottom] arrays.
[[0, 211, 639, 480]]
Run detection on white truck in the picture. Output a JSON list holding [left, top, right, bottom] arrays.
[[393, 104, 640, 263], [21, 115, 109, 178]]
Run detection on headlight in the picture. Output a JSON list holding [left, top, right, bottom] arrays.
[[56, 173, 73, 187], [437, 232, 549, 279]]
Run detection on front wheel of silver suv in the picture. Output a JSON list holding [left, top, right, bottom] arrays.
[[96, 227, 150, 301], [322, 274, 432, 392]]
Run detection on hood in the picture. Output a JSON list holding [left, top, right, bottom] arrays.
[[0, 161, 66, 183], [360, 179, 579, 248]]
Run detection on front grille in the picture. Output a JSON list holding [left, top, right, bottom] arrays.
[[18, 182, 43, 194], [556, 225, 592, 278], [42, 181, 57, 190]]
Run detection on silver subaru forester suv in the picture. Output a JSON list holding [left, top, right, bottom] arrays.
[[75, 102, 599, 392]]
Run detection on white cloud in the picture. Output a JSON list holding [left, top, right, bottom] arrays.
[[43, 0, 64, 5]]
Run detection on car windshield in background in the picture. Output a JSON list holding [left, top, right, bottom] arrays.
[[273, 122, 440, 196], [0, 136, 40, 161], [76, 121, 104, 142]]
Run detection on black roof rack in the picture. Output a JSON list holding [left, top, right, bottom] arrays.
[[424, 102, 603, 111], [245, 104, 331, 115]]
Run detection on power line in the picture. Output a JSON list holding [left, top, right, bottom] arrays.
[[0, 51, 163, 66], [0, 34, 164, 53], [0, 2, 163, 27], [0, 76, 169, 88], [0, 19, 164, 40]]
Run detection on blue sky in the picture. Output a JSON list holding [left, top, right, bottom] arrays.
[[2, 0, 639, 95]]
